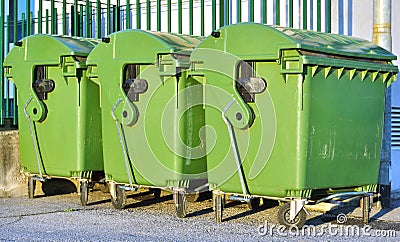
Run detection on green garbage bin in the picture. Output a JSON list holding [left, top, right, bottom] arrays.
[[3, 35, 103, 205], [86, 30, 207, 217], [189, 23, 398, 227]]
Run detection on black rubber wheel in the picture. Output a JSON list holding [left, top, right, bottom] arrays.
[[215, 195, 223, 222], [80, 181, 89, 206], [247, 197, 261, 210], [149, 188, 161, 199], [28, 177, 36, 199], [111, 186, 127, 209], [176, 192, 187, 218], [277, 202, 307, 229]]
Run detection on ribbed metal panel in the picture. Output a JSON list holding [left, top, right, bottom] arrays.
[[391, 107, 400, 148]]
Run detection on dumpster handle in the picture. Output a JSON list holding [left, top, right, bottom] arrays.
[[112, 98, 134, 188], [23, 97, 44, 179], [222, 99, 249, 198]]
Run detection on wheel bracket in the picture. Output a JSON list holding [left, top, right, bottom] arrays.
[[290, 199, 307, 221]]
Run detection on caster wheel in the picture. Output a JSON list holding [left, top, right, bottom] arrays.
[[175, 192, 187, 218], [111, 186, 127, 209], [28, 177, 36, 199], [277, 202, 307, 228], [80, 181, 89, 206]]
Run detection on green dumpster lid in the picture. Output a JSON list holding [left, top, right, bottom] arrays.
[[195, 23, 396, 61], [4, 34, 98, 65], [87, 30, 202, 64]]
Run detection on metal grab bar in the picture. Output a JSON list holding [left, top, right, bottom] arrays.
[[221, 99, 249, 198], [111, 98, 134, 188], [23, 97, 44, 178]]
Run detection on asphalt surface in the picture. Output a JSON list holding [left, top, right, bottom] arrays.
[[0, 184, 399, 241]]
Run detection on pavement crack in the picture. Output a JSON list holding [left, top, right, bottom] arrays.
[[0, 207, 92, 220], [0, 216, 22, 227]]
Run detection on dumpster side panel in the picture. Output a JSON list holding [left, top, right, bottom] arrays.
[[76, 74, 103, 173], [91, 31, 207, 189], [205, 61, 308, 197], [99, 64, 151, 186], [177, 76, 207, 178], [33, 67, 79, 177], [305, 66, 385, 188]]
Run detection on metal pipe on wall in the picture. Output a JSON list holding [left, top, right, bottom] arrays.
[[374, 0, 392, 208], [0, 0, 4, 125]]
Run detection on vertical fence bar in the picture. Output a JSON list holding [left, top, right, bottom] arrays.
[[4, 16, 8, 119], [107, 0, 111, 34], [62, 0, 67, 35], [89, 1, 92, 37], [51, 0, 55, 34], [5, 15, 9, 121], [288, 0, 293, 27], [167, 0, 171, 32], [178, 0, 183, 33], [302, 0, 307, 29], [26, 0, 31, 35], [261, 0, 266, 24], [136, 0, 141, 29], [127, 0, 131, 29], [22, 13, 26, 38], [178, 0, 182, 33], [97, 0, 102, 37], [249, 0, 254, 22], [146, 0, 150, 30], [201, 0, 204, 35], [86, 0, 90, 37], [219, 0, 224, 27], [317, 0, 321, 31], [13, 0, 17, 42], [38, 0, 43, 33], [157, 0, 161, 31], [325, 0, 331, 33], [74, 0, 79, 36], [46, 9, 49, 34], [224, 0, 229, 25], [116, 0, 120, 31], [0, 0, 4, 124], [112, 4, 116, 32], [212, 0, 216, 30], [52, 8, 58, 34], [275, 0, 280, 25], [54, 8, 58, 34], [6, 15, 9, 53], [29, 12, 33, 34], [113, 3, 118, 32], [189, 0, 193, 34], [117, 0, 122, 31], [237, 0, 241, 23], [80, 4, 84, 36]]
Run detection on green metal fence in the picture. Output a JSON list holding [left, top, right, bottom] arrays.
[[0, 0, 333, 127]]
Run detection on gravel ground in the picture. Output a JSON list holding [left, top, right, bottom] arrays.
[[0, 186, 399, 241]]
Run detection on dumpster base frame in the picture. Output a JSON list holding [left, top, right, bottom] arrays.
[[25, 171, 106, 206], [211, 190, 373, 227], [108, 179, 208, 218]]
